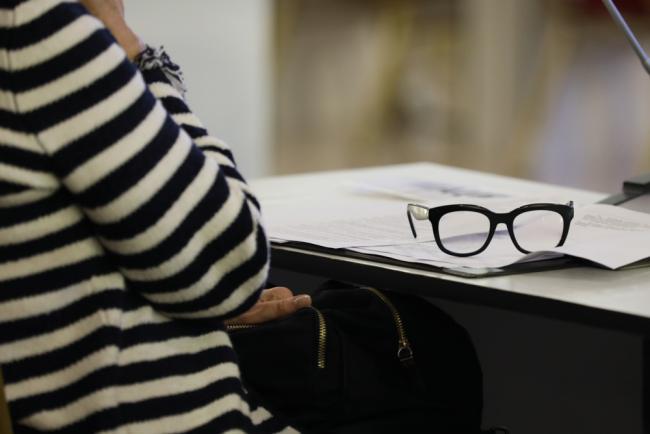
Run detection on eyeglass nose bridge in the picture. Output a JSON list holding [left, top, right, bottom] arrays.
[[491, 219, 522, 251], [490, 211, 533, 253], [463, 210, 526, 255], [490, 210, 514, 225]]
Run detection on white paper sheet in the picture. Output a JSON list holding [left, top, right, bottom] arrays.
[[264, 196, 426, 248], [349, 204, 650, 270], [264, 177, 570, 250], [267, 197, 650, 271], [350, 235, 564, 270], [552, 204, 650, 269], [345, 178, 511, 202], [260, 172, 650, 270]]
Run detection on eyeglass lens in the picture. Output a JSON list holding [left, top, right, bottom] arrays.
[[512, 210, 565, 252], [438, 211, 491, 254], [437, 209, 565, 255]]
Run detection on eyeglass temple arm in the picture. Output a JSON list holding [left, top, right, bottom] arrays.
[[602, 0, 650, 76], [407, 204, 429, 238], [407, 211, 417, 238]]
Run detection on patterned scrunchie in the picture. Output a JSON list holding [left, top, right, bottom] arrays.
[[134, 45, 187, 97]]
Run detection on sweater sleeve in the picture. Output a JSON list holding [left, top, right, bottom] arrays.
[[8, 2, 269, 320], [137, 58, 261, 211]]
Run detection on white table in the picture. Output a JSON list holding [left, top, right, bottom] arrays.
[[252, 163, 650, 333], [251, 163, 650, 433]]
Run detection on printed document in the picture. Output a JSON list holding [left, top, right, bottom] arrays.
[[351, 205, 650, 270], [264, 177, 650, 270]]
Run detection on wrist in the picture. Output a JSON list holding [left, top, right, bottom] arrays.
[[123, 34, 146, 61], [117, 27, 145, 61], [102, 16, 145, 60]]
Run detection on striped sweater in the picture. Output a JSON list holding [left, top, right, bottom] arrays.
[[0, 0, 292, 432]]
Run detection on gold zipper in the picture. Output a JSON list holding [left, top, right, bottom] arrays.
[[226, 307, 327, 369], [225, 323, 258, 331], [363, 286, 415, 367], [312, 307, 327, 369]]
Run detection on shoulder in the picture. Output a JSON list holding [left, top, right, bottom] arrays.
[[2, 1, 88, 28], [2, 1, 106, 67]]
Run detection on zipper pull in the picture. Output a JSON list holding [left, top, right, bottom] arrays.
[[397, 340, 415, 368], [399, 341, 426, 393], [361, 287, 429, 392]]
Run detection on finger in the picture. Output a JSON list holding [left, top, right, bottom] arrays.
[[260, 287, 293, 302], [227, 288, 298, 325], [268, 294, 311, 320], [266, 286, 294, 300], [235, 294, 311, 324], [259, 289, 273, 302]]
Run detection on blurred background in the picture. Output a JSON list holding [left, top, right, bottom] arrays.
[[130, 0, 650, 194], [128, 3, 649, 433]]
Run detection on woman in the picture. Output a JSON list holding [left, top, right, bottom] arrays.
[[0, 0, 307, 432]]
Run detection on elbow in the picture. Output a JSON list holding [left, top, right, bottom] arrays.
[[136, 212, 270, 321]]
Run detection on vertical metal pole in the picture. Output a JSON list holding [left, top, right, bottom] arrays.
[[601, 0, 650, 75]]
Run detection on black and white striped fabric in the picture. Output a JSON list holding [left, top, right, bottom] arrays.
[[0, 0, 293, 432]]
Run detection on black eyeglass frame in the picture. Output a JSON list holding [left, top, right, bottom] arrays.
[[407, 202, 575, 257]]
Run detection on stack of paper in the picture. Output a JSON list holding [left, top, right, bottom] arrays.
[[262, 177, 650, 272]]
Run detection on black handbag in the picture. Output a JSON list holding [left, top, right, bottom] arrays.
[[229, 283, 493, 434]]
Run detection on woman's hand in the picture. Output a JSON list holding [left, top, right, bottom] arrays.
[[225, 287, 312, 326], [79, 0, 145, 60]]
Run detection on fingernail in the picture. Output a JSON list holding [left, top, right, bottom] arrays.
[[293, 294, 311, 308]]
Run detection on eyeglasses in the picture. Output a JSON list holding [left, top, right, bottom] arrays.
[[407, 202, 574, 257]]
